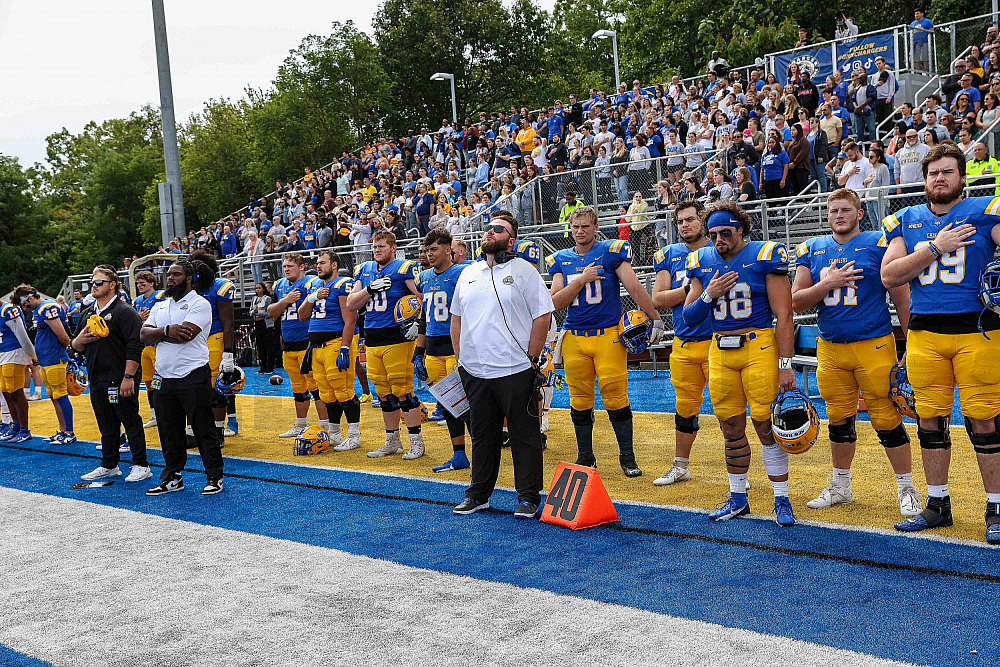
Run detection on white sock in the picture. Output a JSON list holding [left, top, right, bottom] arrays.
[[149, 409, 156, 419], [771, 480, 790, 497], [348, 423, 360, 436], [728, 473, 747, 494], [895, 472, 913, 491], [674, 456, 690, 468], [927, 483, 949, 499], [320, 419, 330, 430], [295, 417, 308, 428], [832, 467, 852, 488], [987, 493, 1000, 504]]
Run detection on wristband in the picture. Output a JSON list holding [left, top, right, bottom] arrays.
[[700, 290, 714, 303], [123, 373, 135, 379], [778, 357, 793, 370], [413, 346, 425, 359], [927, 241, 943, 258], [306, 291, 318, 304], [164, 325, 170, 339]]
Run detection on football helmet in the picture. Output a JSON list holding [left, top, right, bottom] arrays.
[[394, 295, 422, 341], [538, 345, 565, 389], [87, 314, 109, 338], [888, 365, 918, 419], [770, 388, 820, 454], [66, 360, 88, 397], [294, 426, 331, 456], [979, 258, 1000, 338], [619, 310, 652, 354], [214, 366, 246, 396]]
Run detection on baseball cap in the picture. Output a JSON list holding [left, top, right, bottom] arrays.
[[743, 129, 753, 136]]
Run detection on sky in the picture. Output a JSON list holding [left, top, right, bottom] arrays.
[[0, 0, 556, 169]]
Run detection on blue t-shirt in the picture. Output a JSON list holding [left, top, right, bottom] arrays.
[[354, 259, 420, 330], [546, 240, 632, 330], [0, 304, 25, 354], [547, 114, 565, 141], [686, 240, 789, 332], [199, 278, 236, 336], [302, 230, 318, 250], [653, 244, 713, 342], [832, 106, 850, 137], [795, 232, 893, 343], [416, 264, 465, 337], [273, 275, 321, 343], [134, 290, 165, 347], [33, 300, 69, 366], [910, 18, 934, 46], [761, 150, 790, 181], [306, 276, 355, 337], [882, 197, 1000, 315]]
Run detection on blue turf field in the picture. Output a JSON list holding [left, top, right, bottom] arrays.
[[0, 439, 996, 667], [0, 643, 53, 667]]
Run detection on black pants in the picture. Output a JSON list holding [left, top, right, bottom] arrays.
[[459, 367, 543, 505], [154, 364, 224, 481], [254, 320, 274, 372], [91, 379, 147, 469], [788, 167, 810, 195], [875, 99, 893, 127]]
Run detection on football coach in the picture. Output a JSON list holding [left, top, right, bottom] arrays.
[[450, 211, 554, 519]]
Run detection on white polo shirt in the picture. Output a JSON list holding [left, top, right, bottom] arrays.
[[451, 258, 554, 380], [146, 290, 212, 379]]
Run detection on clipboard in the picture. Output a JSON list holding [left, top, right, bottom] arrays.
[[426, 369, 470, 417]]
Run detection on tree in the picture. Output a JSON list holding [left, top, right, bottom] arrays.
[[0, 155, 60, 292]]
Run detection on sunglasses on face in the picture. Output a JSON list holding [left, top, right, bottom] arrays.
[[484, 224, 511, 234], [709, 228, 735, 240], [91, 279, 112, 287]]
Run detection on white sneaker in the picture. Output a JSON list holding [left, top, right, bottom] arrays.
[[223, 427, 237, 438], [81, 466, 122, 481], [333, 433, 361, 452], [143, 417, 157, 429], [368, 432, 403, 458], [326, 429, 343, 449], [401, 433, 425, 460], [806, 480, 854, 509], [279, 425, 305, 438], [653, 465, 691, 486], [125, 465, 152, 482], [898, 485, 923, 517], [541, 414, 550, 433]]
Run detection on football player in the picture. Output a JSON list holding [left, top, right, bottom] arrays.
[[881, 143, 1000, 542], [16, 286, 76, 445], [792, 188, 920, 516], [683, 201, 797, 526], [414, 229, 471, 472], [547, 205, 665, 477], [133, 271, 165, 428], [267, 253, 330, 437], [476, 238, 542, 265], [347, 230, 425, 459], [651, 199, 712, 485], [298, 250, 361, 452], [0, 292, 37, 443], [452, 239, 472, 266], [188, 250, 241, 441]]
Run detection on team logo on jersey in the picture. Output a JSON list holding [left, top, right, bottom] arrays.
[[503, 276, 514, 285]]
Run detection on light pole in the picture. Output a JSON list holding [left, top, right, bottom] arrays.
[[152, 0, 185, 245], [592, 29, 620, 92], [430, 72, 457, 125]]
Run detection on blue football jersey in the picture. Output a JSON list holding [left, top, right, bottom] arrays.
[[307, 276, 354, 335], [686, 240, 789, 332], [134, 290, 165, 313], [546, 239, 632, 330], [273, 275, 321, 343], [417, 264, 465, 337], [354, 259, 420, 329], [32, 299, 69, 366], [198, 278, 235, 336], [474, 239, 542, 265], [882, 197, 1000, 315], [0, 303, 25, 354], [653, 244, 713, 341], [796, 232, 892, 343]]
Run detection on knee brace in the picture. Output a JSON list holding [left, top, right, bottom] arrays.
[[341, 396, 362, 423], [725, 438, 750, 472], [828, 416, 857, 444], [570, 407, 594, 426], [967, 416, 1000, 454], [381, 393, 401, 412], [675, 414, 700, 434], [311, 389, 322, 401], [607, 405, 632, 423], [398, 393, 421, 411], [876, 423, 909, 448], [761, 443, 789, 477], [918, 417, 952, 450], [293, 391, 311, 403]]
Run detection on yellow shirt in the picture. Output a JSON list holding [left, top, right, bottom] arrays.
[[516, 127, 537, 153]]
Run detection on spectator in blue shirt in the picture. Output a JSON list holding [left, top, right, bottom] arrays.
[[910, 8, 934, 72], [759, 132, 790, 199], [547, 110, 564, 142], [219, 226, 239, 257]]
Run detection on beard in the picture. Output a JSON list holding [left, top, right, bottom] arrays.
[[165, 282, 189, 301], [481, 238, 508, 255], [317, 267, 334, 280], [926, 180, 963, 205]]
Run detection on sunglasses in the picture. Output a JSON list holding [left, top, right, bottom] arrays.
[[91, 279, 113, 287], [708, 228, 735, 240], [484, 224, 511, 234]]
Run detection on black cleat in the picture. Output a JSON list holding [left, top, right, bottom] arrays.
[[575, 453, 597, 468], [619, 454, 643, 477]]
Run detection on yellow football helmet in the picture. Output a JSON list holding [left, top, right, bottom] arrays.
[[66, 360, 88, 397], [294, 426, 331, 456], [538, 345, 564, 389], [619, 310, 652, 354], [888, 366, 918, 419], [770, 389, 820, 454], [394, 295, 422, 341], [87, 314, 109, 338]]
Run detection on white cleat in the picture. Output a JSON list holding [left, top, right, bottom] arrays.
[[327, 430, 344, 450], [223, 427, 237, 438], [401, 433, 425, 460], [541, 414, 550, 433], [898, 486, 923, 517], [125, 465, 152, 482], [81, 466, 122, 481], [143, 417, 157, 429], [278, 426, 306, 438], [333, 433, 361, 452], [368, 433, 403, 458], [806, 480, 854, 509], [653, 465, 691, 486]]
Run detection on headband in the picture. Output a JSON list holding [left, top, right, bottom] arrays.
[[706, 211, 741, 230]]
